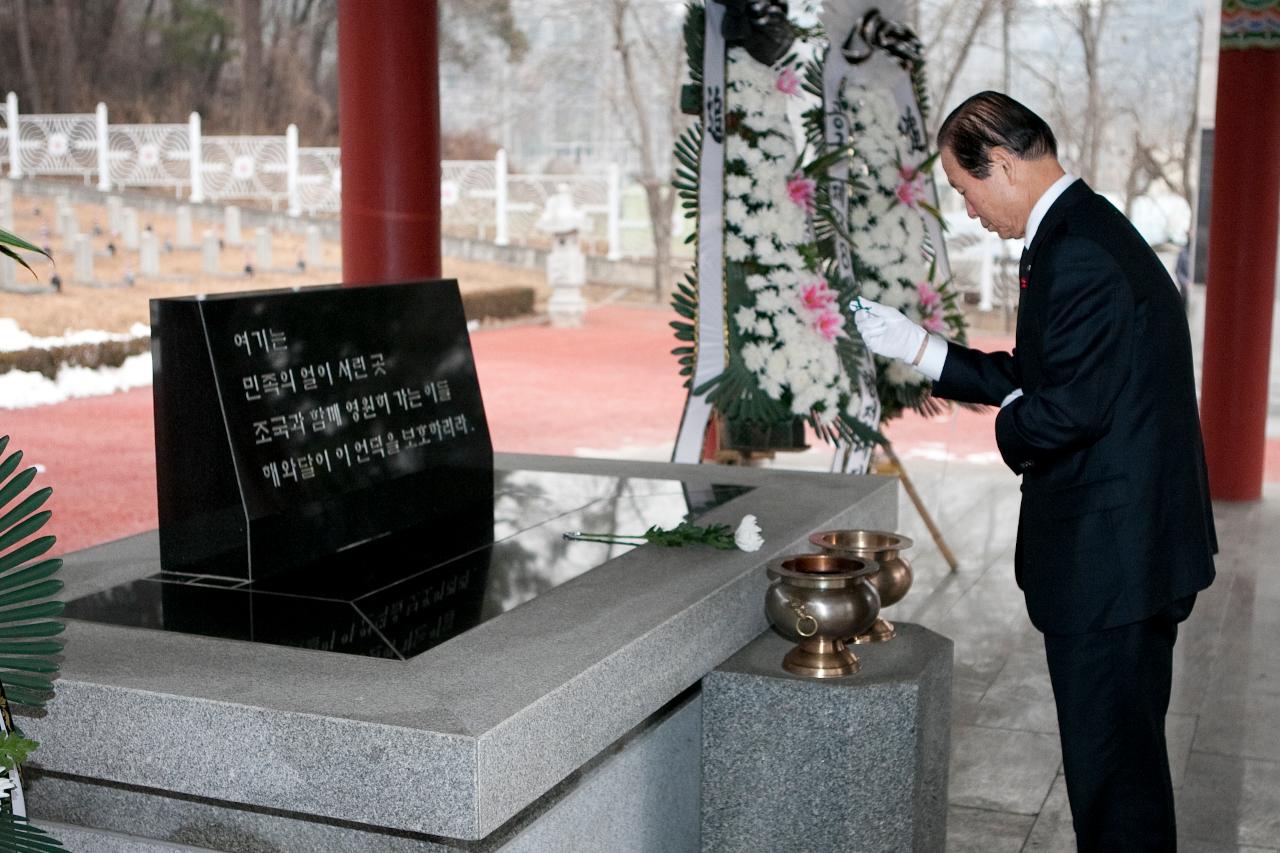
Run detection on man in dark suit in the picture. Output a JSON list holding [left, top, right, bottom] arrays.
[[854, 91, 1217, 851]]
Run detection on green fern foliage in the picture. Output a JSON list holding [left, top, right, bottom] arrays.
[[0, 229, 50, 280], [0, 436, 65, 711], [0, 809, 66, 851], [683, 2, 705, 89]]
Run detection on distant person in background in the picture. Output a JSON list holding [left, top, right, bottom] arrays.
[[853, 91, 1216, 852]]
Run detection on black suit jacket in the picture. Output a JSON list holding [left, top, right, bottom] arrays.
[[933, 180, 1216, 635]]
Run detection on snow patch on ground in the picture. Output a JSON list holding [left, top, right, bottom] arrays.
[[0, 318, 150, 352], [0, 319, 153, 408]]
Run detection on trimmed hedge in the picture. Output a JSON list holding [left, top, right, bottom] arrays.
[[0, 336, 151, 379], [0, 286, 537, 380], [460, 286, 536, 323]]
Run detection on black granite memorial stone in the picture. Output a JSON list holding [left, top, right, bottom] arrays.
[[151, 280, 493, 581], [63, 471, 753, 659]]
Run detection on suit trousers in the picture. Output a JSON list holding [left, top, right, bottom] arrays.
[[1043, 594, 1196, 853]]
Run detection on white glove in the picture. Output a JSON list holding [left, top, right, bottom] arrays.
[[851, 298, 927, 364]]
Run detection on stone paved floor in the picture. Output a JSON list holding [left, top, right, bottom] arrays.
[[7, 281, 1278, 849], [884, 457, 1280, 853]]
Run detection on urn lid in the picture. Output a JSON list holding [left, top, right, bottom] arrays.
[[766, 553, 878, 588], [808, 529, 913, 558]]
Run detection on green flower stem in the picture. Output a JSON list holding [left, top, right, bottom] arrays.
[[562, 532, 650, 545]]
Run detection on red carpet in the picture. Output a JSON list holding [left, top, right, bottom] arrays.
[[2, 304, 1272, 556]]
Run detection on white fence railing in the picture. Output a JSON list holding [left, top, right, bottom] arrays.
[[0, 92, 635, 256]]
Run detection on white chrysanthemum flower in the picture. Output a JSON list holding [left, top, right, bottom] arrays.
[[734, 306, 757, 334], [742, 341, 770, 372], [879, 281, 909, 309], [759, 132, 796, 160], [765, 349, 789, 381], [725, 197, 749, 226], [725, 232, 752, 262], [746, 274, 769, 291], [739, 213, 767, 240], [734, 515, 765, 552], [757, 241, 784, 267], [755, 288, 784, 313], [726, 174, 754, 199], [777, 247, 806, 271]]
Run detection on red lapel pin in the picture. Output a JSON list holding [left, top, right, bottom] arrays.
[[1020, 276, 1028, 290]]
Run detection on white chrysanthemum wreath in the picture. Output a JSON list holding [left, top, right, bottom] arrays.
[[670, 36, 881, 450], [726, 50, 855, 421]]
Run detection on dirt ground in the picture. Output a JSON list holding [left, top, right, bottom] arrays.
[[0, 191, 608, 337], [1, 189, 1013, 338]]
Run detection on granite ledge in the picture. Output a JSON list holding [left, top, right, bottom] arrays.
[[25, 454, 899, 840]]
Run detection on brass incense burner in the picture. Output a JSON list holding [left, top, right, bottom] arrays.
[[809, 530, 913, 644], [765, 553, 880, 678]]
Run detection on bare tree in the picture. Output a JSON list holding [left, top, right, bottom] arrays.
[[440, 0, 528, 68], [608, 0, 685, 301], [1066, 0, 1112, 185], [926, 0, 999, 136], [1000, 0, 1017, 91], [12, 0, 43, 112], [239, 0, 264, 132], [51, 0, 77, 110]]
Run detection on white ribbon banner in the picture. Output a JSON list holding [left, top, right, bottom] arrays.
[[825, 7, 953, 474], [823, 36, 882, 474]]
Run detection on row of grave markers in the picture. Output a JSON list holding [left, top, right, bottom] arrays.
[[0, 180, 327, 290]]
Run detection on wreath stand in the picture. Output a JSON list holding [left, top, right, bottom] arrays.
[[702, 413, 810, 466], [858, 441, 959, 573]]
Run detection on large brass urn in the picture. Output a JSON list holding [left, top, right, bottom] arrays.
[[809, 530, 913, 644], [765, 553, 880, 678]]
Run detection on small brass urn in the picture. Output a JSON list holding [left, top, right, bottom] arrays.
[[765, 553, 880, 678], [809, 530, 913, 644]]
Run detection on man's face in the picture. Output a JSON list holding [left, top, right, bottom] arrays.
[[941, 147, 1026, 240]]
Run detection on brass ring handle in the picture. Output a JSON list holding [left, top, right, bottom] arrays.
[[787, 599, 818, 637], [795, 613, 818, 637]]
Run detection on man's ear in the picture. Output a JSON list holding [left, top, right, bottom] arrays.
[[989, 146, 1017, 183]]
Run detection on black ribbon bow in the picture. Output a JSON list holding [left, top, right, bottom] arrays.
[[717, 0, 794, 66]]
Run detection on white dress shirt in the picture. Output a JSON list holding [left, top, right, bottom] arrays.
[[914, 174, 1080, 383]]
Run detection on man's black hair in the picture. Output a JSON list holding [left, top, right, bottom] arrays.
[[938, 91, 1057, 179]]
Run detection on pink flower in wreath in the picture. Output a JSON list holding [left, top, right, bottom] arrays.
[[815, 308, 846, 342], [916, 279, 946, 333], [800, 278, 836, 312], [896, 165, 927, 209], [776, 67, 801, 96], [787, 174, 817, 215], [917, 279, 941, 312]]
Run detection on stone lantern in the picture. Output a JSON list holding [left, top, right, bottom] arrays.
[[536, 183, 588, 328]]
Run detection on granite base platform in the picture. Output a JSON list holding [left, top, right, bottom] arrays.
[[702, 623, 954, 853], [22, 454, 906, 849]]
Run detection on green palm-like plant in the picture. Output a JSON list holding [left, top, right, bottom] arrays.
[[0, 435, 66, 849]]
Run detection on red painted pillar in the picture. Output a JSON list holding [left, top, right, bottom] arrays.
[[338, 0, 441, 286], [1199, 17, 1280, 501]]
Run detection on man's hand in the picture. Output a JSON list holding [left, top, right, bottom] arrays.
[[851, 298, 927, 364]]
